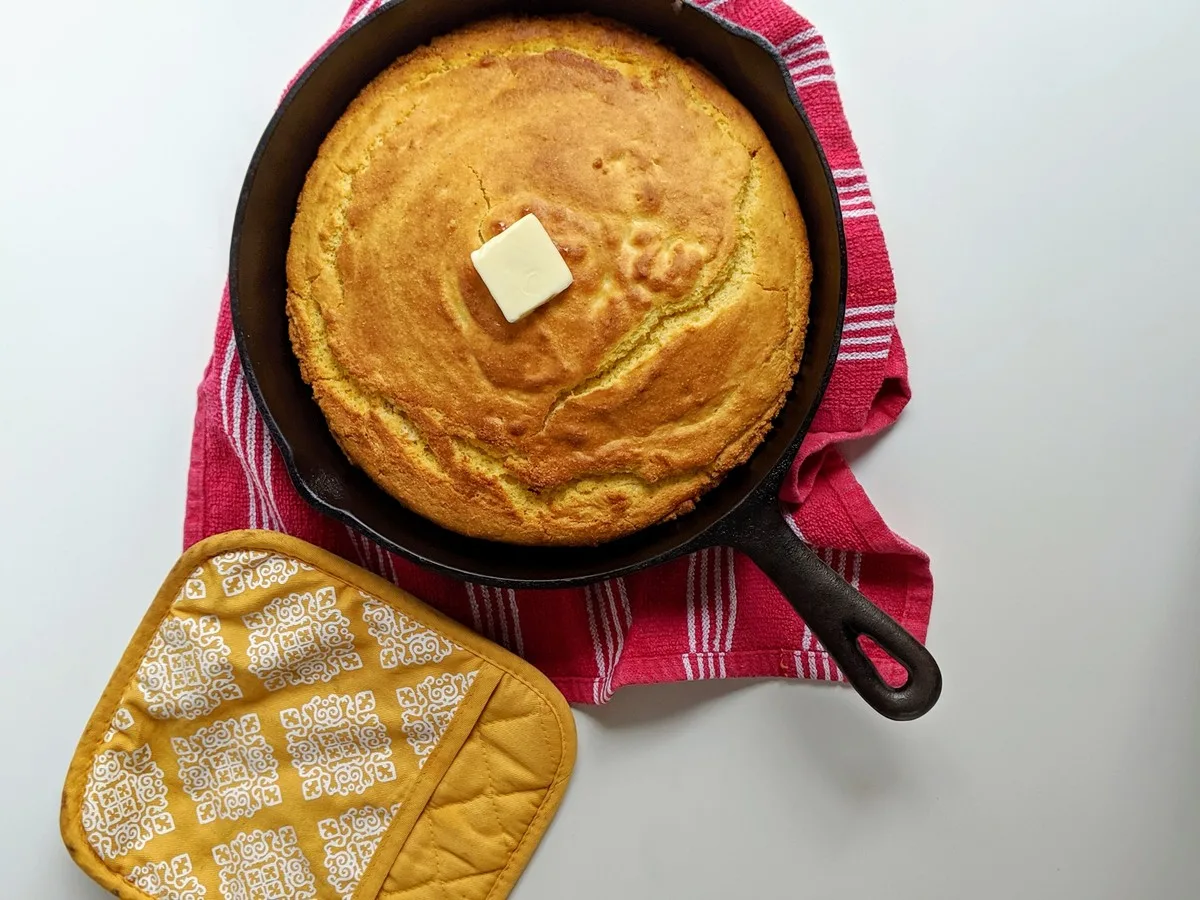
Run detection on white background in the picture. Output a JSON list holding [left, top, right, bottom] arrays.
[[2, 0, 1198, 897]]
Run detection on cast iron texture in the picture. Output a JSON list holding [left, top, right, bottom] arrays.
[[229, 0, 941, 720]]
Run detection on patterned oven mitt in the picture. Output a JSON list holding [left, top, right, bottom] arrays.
[[60, 531, 576, 900]]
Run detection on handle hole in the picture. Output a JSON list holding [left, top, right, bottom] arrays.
[[856, 635, 910, 689]]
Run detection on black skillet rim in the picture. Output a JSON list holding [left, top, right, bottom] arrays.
[[229, 0, 848, 588]]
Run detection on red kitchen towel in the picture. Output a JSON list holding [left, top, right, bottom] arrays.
[[184, 0, 932, 701]]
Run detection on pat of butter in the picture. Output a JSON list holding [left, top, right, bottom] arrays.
[[470, 214, 574, 323]]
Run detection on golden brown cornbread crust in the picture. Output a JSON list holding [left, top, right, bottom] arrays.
[[286, 15, 811, 545]]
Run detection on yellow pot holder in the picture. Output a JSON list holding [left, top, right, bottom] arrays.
[[61, 530, 576, 900]]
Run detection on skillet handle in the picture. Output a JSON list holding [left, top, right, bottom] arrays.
[[723, 500, 942, 720]]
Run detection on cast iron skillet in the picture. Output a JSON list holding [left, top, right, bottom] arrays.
[[230, 0, 942, 720]]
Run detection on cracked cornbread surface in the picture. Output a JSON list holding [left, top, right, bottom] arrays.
[[286, 15, 811, 545]]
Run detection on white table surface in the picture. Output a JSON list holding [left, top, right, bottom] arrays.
[[3, 1, 1198, 897]]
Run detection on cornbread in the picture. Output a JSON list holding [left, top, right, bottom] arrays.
[[286, 15, 812, 545]]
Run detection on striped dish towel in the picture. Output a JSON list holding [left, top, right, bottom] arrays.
[[184, 0, 932, 701]]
